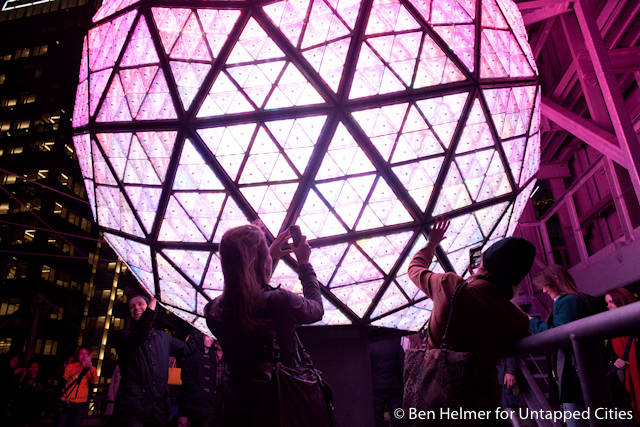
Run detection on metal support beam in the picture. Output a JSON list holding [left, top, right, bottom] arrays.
[[604, 158, 635, 241], [540, 97, 629, 168], [520, 0, 571, 26], [532, 16, 556, 59], [574, 0, 640, 206], [536, 163, 572, 179], [609, 47, 640, 74], [566, 193, 589, 262], [538, 221, 555, 265]]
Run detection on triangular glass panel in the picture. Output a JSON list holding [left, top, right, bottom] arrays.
[[441, 213, 483, 253], [158, 196, 207, 242], [95, 184, 144, 237], [136, 68, 177, 120], [356, 177, 412, 230], [170, 61, 211, 110], [271, 262, 302, 294], [73, 80, 89, 127], [92, 141, 118, 185], [88, 10, 136, 72], [315, 123, 376, 180], [391, 157, 443, 211], [119, 66, 158, 118], [429, 0, 475, 24], [174, 139, 224, 191], [481, 0, 509, 29], [198, 71, 254, 117], [163, 249, 210, 286], [308, 242, 349, 286], [310, 296, 352, 326], [85, 180, 97, 221], [227, 61, 285, 108], [370, 282, 410, 319], [212, 196, 248, 243], [152, 8, 191, 55], [301, 0, 350, 49], [227, 18, 285, 64], [357, 231, 412, 273], [501, 136, 526, 183], [445, 245, 475, 275], [454, 149, 494, 201], [486, 202, 513, 246], [365, 0, 420, 34], [136, 131, 177, 182], [331, 280, 383, 318], [174, 192, 226, 240], [481, 29, 534, 79], [352, 103, 408, 144], [414, 33, 465, 88], [484, 85, 536, 139], [372, 299, 432, 330], [298, 188, 347, 239], [476, 150, 511, 202], [79, 36, 88, 80], [432, 163, 472, 215], [432, 25, 475, 73], [329, 244, 383, 287], [103, 232, 153, 282], [121, 17, 159, 67], [240, 183, 298, 235], [170, 12, 211, 61], [124, 185, 162, 232], [302, 38, 351, 93], [263, 0, 311, 48], [390, 106, 444, 162], [198, 123, 255, 181], [97, 74, 132, 122], [329, 0, 362, 30], [265, 63, 325, 109], [367, 32, 421, 86], [73, 134, 93, 179], [89, 68, 113, 116], [156, 254, 196, 311], [520, 132, 540, 185], [455, 99, 495, 153], [93, 0, 139, 23], [474, 201, 509, 237], [239, 127, 297, 184], [416, 92, 469, 147], [96, 132, 132, 180], [266, 115, 327, 174], [197, 9, 242, 59], [349, 43, 404, 99], [123, 133, 161, 184], [316, 174, 376, 229], [202, 253, 224, 290]]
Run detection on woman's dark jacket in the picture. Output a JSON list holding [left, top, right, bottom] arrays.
[[113, 307, 195, 423], [530, 294, 591, 403], [179, 335, 219, 417], [205, 262, 324, 420]]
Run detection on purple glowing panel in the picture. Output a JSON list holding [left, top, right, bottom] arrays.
[[73, 0, 540, 332]]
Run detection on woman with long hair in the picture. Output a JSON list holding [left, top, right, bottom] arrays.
[[605, 288, 640, 423], [529, 264, 592, 427], [205, 224, 324, 427]]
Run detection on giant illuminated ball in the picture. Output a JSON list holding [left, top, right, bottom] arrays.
[[72, 0, 540, 331]]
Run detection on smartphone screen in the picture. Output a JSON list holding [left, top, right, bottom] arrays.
[[469, 246, 483, 269]]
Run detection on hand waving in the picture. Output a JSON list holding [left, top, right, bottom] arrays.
[[428, 218, 450, 246]]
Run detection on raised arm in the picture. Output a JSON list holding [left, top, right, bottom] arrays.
[[408, 219, 450, 298]]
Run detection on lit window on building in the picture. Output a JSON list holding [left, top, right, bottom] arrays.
[[3, 174, 17, 185], [107, 262, 116, 271], [14, 48, 30, 59], [16, 120, 30, 130], [35, 339, 58, 356], [10, 146, 23, 155], [0, 203, 9, 214], [0, 74, 5, 84], [38, 140, 55, 151], [53, 201, 66, 217], [24, 229, 36, 242], [21, 93, 36, 104], [1, 98, 17, 107], [34, 45, 48, 56], [37, 169, 48, 179], [6, 266, 16, 279], [0, 302, 20, 316], [1, 54, 11, 61], [50, 307, 64, 320], [0, 120, 10, 131], [96, 316, 106, 330], [0, 338, 12, 354], [111, 317, 124, 330], [41, 265, 55, 281], [56, 271, 70, 288], [59, 172, 70, 187]]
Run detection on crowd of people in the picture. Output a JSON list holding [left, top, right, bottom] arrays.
[[1, 219, 638, 427]]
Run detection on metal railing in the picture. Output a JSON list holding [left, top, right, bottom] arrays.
[[509, 301, 640, 427]]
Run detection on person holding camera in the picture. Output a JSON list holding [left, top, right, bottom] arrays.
[[57, 347, 98, 427], [205, 224, 325, 427]]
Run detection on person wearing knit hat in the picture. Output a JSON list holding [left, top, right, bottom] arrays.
[[407, 218, 535, 410]]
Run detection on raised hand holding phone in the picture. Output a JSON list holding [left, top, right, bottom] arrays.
[[289, 225, 310, 264]]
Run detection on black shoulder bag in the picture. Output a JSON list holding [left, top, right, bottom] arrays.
[[403, 280, 476, 412]]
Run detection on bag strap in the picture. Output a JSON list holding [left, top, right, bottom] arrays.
[[440, 280, 470, 350]]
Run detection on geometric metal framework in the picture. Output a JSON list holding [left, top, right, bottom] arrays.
[[72, 0, 540, 332]]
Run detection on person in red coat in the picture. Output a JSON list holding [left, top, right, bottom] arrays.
[[606, 288, 639, 423], [408, 218, 535, 408]]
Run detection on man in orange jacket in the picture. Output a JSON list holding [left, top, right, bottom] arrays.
[[57, 347, 98, 427]]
